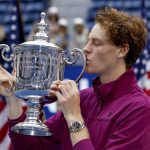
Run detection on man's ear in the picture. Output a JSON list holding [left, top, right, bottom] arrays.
[[118, 43, 129, 58]]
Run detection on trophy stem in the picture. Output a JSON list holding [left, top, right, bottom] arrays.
[[12, 96, 52, 136]]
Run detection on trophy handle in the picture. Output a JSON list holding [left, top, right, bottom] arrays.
[[0, 44, 14, 62], [63, 48, 86, 83]]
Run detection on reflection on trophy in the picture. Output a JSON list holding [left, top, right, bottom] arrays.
[[0, 12, 86, 136]]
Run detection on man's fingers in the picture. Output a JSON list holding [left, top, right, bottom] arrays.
[[55, 91, 63, 100], [52, 80, 61, 86], [12, 68, 16, 76], [0, 76, 14, 83], [49, 89, 57, 97], [50, 84, 59, 90]]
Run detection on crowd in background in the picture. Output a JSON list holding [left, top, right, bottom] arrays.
[[27, 6, 89, 65]]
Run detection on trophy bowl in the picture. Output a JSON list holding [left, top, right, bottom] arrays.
[[0, 12, 86, 136]]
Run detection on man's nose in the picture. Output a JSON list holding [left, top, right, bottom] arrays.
[[83, 42, 91, 54]]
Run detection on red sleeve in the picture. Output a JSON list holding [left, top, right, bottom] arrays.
[[8, 112, 61, 150], [73, 139, 95, 150]]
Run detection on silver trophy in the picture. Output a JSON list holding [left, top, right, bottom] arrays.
[[0, 12, 86, 136]]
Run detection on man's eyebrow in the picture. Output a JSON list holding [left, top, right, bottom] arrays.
[[89, 37, 104, 42]]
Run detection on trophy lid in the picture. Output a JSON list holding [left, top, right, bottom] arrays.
[[16, 12, 60, 49]]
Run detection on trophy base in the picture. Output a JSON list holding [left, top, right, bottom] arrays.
[[12, 121, 52, 136]]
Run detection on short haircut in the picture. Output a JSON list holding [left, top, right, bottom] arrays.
[[96, 7, 148, 68]]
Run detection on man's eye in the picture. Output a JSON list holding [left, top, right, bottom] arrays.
[[93, 40, 101, 46]]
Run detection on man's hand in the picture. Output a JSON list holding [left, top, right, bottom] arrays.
[[0, 65, 15, 97]]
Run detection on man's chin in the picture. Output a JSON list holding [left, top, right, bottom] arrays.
[[85, 67, 95, 74]]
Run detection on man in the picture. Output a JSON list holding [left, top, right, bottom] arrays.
[[0, 7, 150, 150]]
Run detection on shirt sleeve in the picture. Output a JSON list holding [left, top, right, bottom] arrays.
[[8, 111, 63, 150], [73, 139, 96, 150], [104, 107, 150, 150]]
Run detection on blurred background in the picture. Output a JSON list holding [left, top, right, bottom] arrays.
[[0, 0, 150, 149]]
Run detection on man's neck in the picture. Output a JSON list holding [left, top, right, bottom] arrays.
[[99, 66, 127, 84]]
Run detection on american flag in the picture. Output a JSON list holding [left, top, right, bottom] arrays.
[[0, 96, 12, 150], [134, 48, 150, 95], [134, 0, 150, 95]]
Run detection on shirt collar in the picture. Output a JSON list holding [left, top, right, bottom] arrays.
[[92, 68, 137, 103]]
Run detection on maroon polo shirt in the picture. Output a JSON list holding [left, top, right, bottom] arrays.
[[8, 68, 150, 150]]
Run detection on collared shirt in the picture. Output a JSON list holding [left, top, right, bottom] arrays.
[[8, 68, 150, 150]]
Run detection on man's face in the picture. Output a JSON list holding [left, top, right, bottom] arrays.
[[83, 23, 122, 75]]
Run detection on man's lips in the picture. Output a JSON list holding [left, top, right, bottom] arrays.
[[86, 58, 91, 64], [85, 55, 91, 64]]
